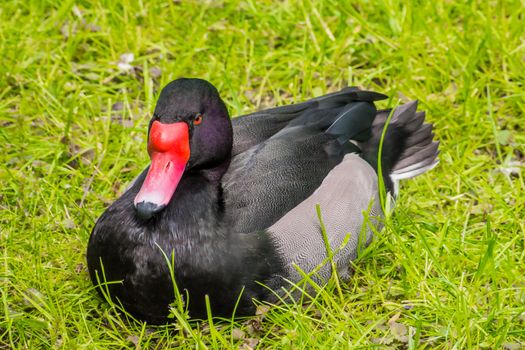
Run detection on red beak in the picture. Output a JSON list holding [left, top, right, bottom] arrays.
[[134, 121, 190, 219]]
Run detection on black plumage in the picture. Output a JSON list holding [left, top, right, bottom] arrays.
[[87, 78, 438, 323]]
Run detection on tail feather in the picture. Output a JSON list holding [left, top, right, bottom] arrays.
[[404, 111, 426, 133], [359, 100, 439, 194], [388, 100, 418, 124], [398, 135, 435, 160], [394, 141, 439, 172], [403, 124, 433, 148], [391, 157, 439, 181]]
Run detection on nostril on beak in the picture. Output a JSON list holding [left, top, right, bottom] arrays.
[[134, 201, 166, 220]]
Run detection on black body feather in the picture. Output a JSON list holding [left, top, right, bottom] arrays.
[[87, 79, 438, 323], [88, 170, 284, 323]]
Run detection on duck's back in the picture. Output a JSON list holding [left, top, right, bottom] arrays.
[[230, 87, 386, 156], [225, 90, 438, 236]]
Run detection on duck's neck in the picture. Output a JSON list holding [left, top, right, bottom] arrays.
[[152, 170, 225, 241], [198, 158, 231, 183]]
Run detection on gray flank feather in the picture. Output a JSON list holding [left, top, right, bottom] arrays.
[[268, 154, 382, 286]]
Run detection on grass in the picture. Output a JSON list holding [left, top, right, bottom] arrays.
[[1, 0, 524, 348]]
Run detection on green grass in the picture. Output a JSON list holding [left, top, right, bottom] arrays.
[[1, 0, 524, 348]]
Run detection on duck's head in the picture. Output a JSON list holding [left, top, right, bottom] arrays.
[[133, 78, 232, 220]]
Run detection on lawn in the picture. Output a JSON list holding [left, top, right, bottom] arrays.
[[1, 0, 524, 348]]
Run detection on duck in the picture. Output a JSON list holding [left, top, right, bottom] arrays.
[[87, 78, 439, 324]]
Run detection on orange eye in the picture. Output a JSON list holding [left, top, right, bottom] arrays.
[[194, 114, 203, 125]]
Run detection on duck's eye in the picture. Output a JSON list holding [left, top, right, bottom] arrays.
[[194, 114, 203, 125]]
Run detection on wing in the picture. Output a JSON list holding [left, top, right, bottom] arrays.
[[231, 87, 386, 156], [223, 97, 381, 233], [223, 127, 343, 234]]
